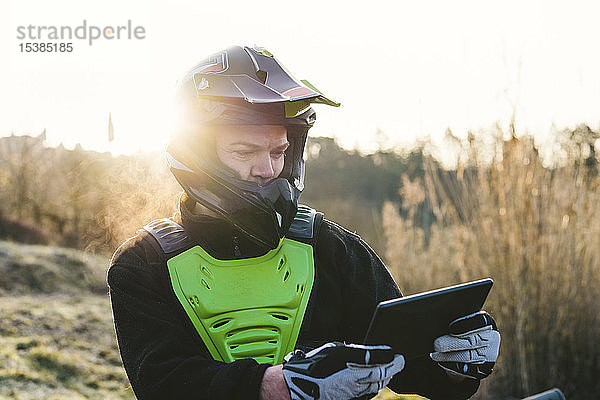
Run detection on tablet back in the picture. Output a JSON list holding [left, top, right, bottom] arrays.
[[363, 278, 493, 360]]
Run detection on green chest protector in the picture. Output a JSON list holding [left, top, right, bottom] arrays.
[[143, 205, 322, 365]]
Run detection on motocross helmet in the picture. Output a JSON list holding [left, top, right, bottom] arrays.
[[167, 45, 340, 250]]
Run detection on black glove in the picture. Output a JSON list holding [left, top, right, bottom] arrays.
[[283, 342, 405, 400], [430, 311, 501, 379]]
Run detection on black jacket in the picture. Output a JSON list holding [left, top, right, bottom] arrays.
[[107, 196, 479, 399]]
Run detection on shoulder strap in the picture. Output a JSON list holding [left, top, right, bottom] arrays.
[[142, 218, 194, 255], [142, 205, 324, 255], [286, 204, 324, 245]]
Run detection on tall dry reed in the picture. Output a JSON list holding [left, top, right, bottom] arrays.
[[383, 127, 600, 399]]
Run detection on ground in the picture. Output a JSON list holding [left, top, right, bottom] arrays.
[[0, 294, 134, 400]]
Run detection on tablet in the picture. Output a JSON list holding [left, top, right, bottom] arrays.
[[363, 278, 493, 360]]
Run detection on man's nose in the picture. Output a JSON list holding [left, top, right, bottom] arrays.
[[250, 153, 276, 183]]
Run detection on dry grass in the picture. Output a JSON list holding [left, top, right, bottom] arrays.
[[382, 128, 600, 399], [0, 240, 107, 295], [0, 294, 133, 400], [0, 240, 133, 399]]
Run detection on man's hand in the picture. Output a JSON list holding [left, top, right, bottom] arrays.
[[260, 364, 291, 400], [430, 311, 501, 380], [282, 342, 405, 400]]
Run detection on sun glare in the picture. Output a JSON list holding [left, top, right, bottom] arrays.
[[2, 0, 600, 159]]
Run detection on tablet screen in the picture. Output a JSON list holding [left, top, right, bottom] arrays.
[[363, 278, 493, 360]]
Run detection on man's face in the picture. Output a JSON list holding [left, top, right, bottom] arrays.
[[215, 125, 289, 186]]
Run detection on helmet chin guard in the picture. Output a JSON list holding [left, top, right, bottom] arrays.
[[168, 45, 339, 250], [167, 148, 301, 249]]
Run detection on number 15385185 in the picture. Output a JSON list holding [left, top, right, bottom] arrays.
[[19, 43, 73, 52]]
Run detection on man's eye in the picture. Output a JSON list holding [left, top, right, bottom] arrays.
[[234, 151, 254, 158], [271, 151, 286, 159]]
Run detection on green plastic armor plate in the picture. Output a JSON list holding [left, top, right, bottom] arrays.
[[167, 238, 315, 365]]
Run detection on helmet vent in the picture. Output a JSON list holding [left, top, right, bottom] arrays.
[[283, 270, 290, 282], [256, 70, 267, 84], [277, 257, 285, 271]]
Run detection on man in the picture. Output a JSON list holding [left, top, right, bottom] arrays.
[[108, 45, 500, 400]]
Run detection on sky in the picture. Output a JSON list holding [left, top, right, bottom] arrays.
[[2, 0, 600, 159]]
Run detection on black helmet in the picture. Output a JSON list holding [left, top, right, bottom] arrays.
[[167, 45, 339, 250]]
